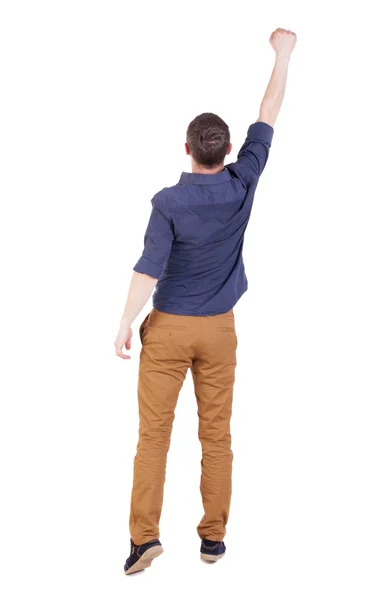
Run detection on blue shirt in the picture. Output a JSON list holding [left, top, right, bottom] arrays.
[[133, 121, 274, 316]]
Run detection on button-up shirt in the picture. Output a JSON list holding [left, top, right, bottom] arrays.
[[133, 121, 274, 316]]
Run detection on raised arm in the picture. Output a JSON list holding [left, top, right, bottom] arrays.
[[232, 28, 297, 180], [258, 28, 297, 127]]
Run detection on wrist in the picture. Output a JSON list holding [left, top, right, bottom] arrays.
[[120, 316, 133, 328], [275, 52, 290, 65]]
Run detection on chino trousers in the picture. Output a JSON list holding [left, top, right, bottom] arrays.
[[129, 307, 238, 545]]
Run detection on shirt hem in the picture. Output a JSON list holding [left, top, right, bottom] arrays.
[[152, 302, 237, 317]]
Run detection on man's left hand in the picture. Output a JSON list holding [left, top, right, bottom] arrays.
[[114, 321, 133, 359]]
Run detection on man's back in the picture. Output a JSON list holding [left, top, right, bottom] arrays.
[[134, 121, 274, 315]]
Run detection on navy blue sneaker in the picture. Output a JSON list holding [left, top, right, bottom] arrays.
[[200, 539, 226, 562], [124, 538, 163, 575]]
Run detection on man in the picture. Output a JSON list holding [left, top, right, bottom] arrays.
[[115, 27, 297, 575]]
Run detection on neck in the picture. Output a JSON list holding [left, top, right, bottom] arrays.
[[191, 163, 225, 175]]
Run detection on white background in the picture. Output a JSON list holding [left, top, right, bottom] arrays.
[[1, 0, 386, 598]]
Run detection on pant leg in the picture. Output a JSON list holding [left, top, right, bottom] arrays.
[[129, 309, 193, 545], [191, 310, 237, 541]]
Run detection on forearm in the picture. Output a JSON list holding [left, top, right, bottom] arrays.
[[120, 271, 157, 326], [258, 54, 290, 127]]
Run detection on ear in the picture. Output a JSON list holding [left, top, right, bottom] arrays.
[[226, 142, 232, 155], [184, 142, 190, 156]]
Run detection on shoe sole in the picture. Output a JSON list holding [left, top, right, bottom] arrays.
[[124, 545, 164, 575], [200, 552, 225, 562]]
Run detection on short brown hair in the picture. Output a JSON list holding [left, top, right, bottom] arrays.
[[186, 112, 230, 168]]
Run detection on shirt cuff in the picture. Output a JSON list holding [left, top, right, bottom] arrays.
[[247, 121, 274, 145], [133, 256, 163, 279]]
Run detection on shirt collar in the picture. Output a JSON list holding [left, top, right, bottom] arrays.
[[178, 167, 231, 185]]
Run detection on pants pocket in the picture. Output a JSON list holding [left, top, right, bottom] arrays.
[[139, 313, 151, 345]]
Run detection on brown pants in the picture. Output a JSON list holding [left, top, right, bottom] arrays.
[[129, 307, 237, 545]]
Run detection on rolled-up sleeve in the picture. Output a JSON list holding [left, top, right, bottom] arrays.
[[133, 195, 174, 279], [236, 121, 274, 178]]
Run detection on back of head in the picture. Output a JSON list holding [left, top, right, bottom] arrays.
[[186, 112, 230, 169]]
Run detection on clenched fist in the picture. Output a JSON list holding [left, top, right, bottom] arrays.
[[270, 28, 297, 58]]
